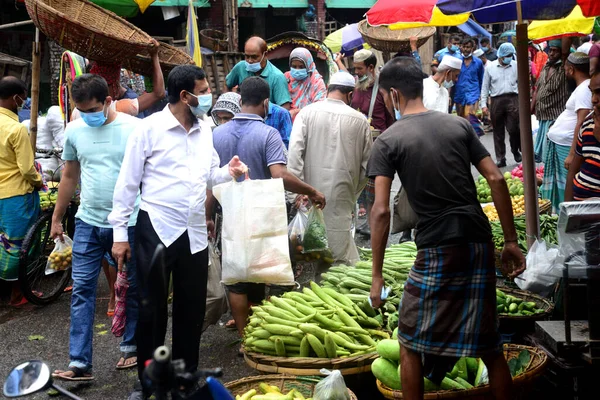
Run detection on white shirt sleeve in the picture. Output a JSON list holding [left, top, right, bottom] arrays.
[[287, 111, 306, 180], [480, 67, 491, 109], [574, 85, 593, 112], [108, 126, 149, 242], [207, 148, 231, 190]]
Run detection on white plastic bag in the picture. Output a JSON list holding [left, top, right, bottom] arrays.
[[45, 235, 73, 275], [203, 242, 228, 331], [313, 369, 351, 400], [516, 239, 559, 297], [213, 178, 294, 285]]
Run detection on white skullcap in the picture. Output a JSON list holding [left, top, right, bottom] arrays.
[[473, 49, 485, 58], [437, 55, 462, 72], [354, 49, 374, 63], [329, 71, 356, 88]]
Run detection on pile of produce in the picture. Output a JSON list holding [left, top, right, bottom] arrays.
[[476, 173, 524, 203], [39, 190, 58, 211], [289, 210, 334, 265], [372, 331, 532, 391], [234, 383, 313, 400], [47, 246, 72, 271], [511, 164, 544, 183], [496, 289, 545, 316], [482, 196, 549, 221], [243, 282, 390, 358], [491, 215, 558, 253]]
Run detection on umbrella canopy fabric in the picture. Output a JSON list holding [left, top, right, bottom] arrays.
[[187, 0, 202, 67], [457, 18, 492, 40], [323, 23, 370, 54], [529, 6, 596, 42], [368, 0, 600, 27], [90, 0, 155, 17]]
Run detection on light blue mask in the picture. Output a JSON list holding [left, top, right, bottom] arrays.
[[451, 45, 459, 52], [290, 68, 308, 81], [394, 109, 401, 121], [187, 92, 213, 118], [81, 105, 107, 127], [481, 46, 489, 52], [245, 53, 265, 73], [502, 56, 513, 65]]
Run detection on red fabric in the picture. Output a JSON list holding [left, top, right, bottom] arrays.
[[366, 0, 437, 26], [578, 0, 600, 18], [90, 61, 121, 97]]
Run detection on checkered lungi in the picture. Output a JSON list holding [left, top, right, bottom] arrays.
[[397, 242, 501, 358], [358, 178, 375, 205], [541, 140, 571, 214]]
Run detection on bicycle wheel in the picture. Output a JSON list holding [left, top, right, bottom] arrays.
[[19, 211, 71, 306]]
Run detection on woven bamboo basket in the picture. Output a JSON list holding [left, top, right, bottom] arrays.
[[225, 374, 357, 399], [243, 349, 378, 376], [200, 29, 229, 52], [25, 0, 152, 63], [123, 41, 194, 76], [377, 344, 548, 399], [357, 20, 435, 53], [496, 287, 554, 321]]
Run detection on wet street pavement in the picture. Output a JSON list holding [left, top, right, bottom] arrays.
[[0, 132, 522, 399]]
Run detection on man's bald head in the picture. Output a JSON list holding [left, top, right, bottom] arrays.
[[244, 36, 268, 71], [0, 76, 27, 99], [245, 36, 267, 54]]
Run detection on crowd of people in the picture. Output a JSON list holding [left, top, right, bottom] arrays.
[[1, 30, 600, 400]]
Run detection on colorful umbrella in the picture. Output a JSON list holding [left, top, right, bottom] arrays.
[[111, 263, 129, 337], [90, 0, 155, 17], [323, 23, 370, 55], [187, 0, 202, 67], [529, 6, 597, 42]]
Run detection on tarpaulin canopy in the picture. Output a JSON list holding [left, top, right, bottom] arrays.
[[457, 18, 491, 40], [529, 6, 596, 42]]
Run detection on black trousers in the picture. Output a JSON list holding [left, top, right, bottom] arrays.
[[490, 93, 521, 161], [135, 210, 209, 388]]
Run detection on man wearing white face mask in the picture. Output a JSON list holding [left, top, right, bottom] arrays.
[[108, 65, 248, 400], [423, 56, 462, 113]]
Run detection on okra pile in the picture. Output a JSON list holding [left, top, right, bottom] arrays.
[[243, 282, 390, 358], [496, 289, 545, 316]]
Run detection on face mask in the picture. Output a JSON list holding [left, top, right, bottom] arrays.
[[358, 75, 369, 83], [13, 95, 25, 113], [443, 80, 454, 89], [187, 92, 213, 118], [81, 104, 107, 127], [502, 56, 513, 65], [463, 52, 473, 58], [290, 68, 308, 81], [392, 91, 401, 121], [451, 45, 459, 52], [481, 46, 489, 52], [263, 101, 269, 122], [246, 53, 265, 73]]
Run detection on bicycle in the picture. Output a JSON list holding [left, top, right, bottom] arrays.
[[18, 149, 78, 306]]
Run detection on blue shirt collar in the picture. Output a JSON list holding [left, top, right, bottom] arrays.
[[233, 113, 264, 122]]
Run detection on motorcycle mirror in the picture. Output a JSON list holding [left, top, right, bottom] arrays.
[[4, 361, 51, 398]]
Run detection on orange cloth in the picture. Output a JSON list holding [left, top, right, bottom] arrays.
[[534, 51, 548, 80]]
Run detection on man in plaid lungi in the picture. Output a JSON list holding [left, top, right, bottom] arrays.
[[368, 57, 526, 400]]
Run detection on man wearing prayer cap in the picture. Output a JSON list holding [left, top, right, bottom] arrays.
[[287, 70, 372, 266], [423, 56, 462, 113], [211, 92, 241, 127], [480, 42, 521, 167], [543, 52, 592, 211], [532, 39, 570, 163], [349, 49, 394, 239]]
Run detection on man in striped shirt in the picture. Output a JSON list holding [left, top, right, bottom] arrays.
[[532, 39, 570, 163], [565, 72, 600, 201]]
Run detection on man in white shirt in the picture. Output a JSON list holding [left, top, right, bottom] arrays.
[[423, 56, 462, 113], [541, 52, 592, 212], [108, 65, 246, 400]]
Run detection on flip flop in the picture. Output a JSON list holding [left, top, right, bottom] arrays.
[[52, 366, 94, 381], [225, 319, 237, 330], [358, 207, 367, 218], [116, 352, 138, 370]]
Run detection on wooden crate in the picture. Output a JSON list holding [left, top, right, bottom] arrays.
[[202, 51, 244, 102]]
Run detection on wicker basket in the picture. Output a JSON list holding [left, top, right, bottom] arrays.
[[25, 0, 152, 63], [243, 349, 378, 376], [497, 287, 554, 321], [377, 344, 548, 399], [123, 41, 194, 76], [200, 29, 229, 51], [225, 374, 357, 399], [357, 20, 435, 53]]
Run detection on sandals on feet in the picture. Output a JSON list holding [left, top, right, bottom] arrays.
[[52, 366, 94, 381], [116, 352, 138, 370]]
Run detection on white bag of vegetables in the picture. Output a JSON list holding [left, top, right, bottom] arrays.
[[213, 178, 294, 285], [45, 235, 73, 275]]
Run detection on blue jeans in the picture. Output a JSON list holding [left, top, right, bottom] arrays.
[[69, 219, 138, 371]]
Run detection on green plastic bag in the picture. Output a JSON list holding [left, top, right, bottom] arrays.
[[302, 207, 329, 253]]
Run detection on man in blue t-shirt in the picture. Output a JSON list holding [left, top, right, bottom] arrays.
[[211, 77, 325, 336], [50, 74, 140, 381]]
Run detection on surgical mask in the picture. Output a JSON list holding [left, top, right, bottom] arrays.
[[290, 68, 308, 81], [451, 45, 459, 52], [481, 46, 489, 52], [463, 52, 473, 58], [443, 80, 454, 89], [502, 56, 513, 65], [81, 104, 107, 127], [246, 53, 265, 73], [392, 91, 401, 121], [13, 95, 26, 113], [187, 92, 213, 118], [358, 74, 369, 83]]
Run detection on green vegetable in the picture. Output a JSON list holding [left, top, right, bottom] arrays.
[[466, 357, 479, 381], [372, 358, 402, 390], [300, 336, 310, 357], [440, 377, 465, 390], [376, 339, 400, 361], [475, 359, 488, 386], [324, 333, 337, 358], [303, 208, 329, 252], [455, 358, 468, 381], [275, 338, 286, 357], [392, 327, 398, 340], [306, 333, 327, 358], [455, 377, 473, 389]]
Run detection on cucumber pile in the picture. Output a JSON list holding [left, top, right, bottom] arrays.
[[496, 289, 545, 316], [243, 282, 390, 358], [372, 331, 532, 392]]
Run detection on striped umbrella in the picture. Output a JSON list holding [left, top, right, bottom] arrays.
[[324, 23, 370, 55]]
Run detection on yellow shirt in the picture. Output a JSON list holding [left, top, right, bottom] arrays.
[[0, 107, 42, 199]]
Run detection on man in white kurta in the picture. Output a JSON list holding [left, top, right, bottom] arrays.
[[288, 72, 372, 265], [423, 56, 462, 113]]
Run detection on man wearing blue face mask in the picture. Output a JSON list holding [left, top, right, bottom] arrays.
[[479, 37, 498, 62], [225, 36, 291, 110], [434, 35, 463, 63], [50, 74, 141, 382]]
